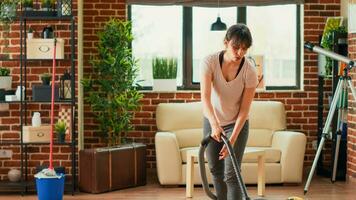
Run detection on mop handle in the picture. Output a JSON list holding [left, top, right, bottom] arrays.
[[49, 38, 57, 170]]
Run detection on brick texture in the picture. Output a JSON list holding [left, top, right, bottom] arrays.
[[2, 0, 355, 181], [348, 32, 356, 179]]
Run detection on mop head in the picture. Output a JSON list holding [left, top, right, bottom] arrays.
[[34, 168, 61, 179]]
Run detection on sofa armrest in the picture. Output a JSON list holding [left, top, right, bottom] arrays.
[[155, 131, 182, 185], [272, 131, 306, 183]]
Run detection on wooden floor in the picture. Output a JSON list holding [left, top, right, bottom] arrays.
[[0, 172, 355, 200]]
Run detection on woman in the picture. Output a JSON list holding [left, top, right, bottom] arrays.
[[200, 24, 258, 200]]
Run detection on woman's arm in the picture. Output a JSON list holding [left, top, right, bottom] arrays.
[[229, 87, 256, 144], [200, 71, 224, 142]]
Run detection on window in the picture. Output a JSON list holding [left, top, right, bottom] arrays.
[[246, 5, 300, 88], [131, 5, 183, 87], [192, 7, 237, 83], [129, 4, 301, 90]]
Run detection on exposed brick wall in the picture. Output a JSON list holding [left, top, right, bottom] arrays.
[[0, 0, 347, 182], [348, 32, 356, 180], [81, 0, 341, 170]]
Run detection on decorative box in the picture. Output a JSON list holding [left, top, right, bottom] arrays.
[[27, 39, 64, 59], [23, 125, 51, 143], [32, 85, 59, 101]]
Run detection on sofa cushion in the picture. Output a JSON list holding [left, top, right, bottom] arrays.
[[243, 147, 281, 163], [180, 146, 281, 164], [249, 101, 286, 131], [173, 129, 203, 148], [156, 102, 203, 131], [247, 129, 273, 147]]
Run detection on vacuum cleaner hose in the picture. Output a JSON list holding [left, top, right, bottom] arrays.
[[198, 134, 251, 200]]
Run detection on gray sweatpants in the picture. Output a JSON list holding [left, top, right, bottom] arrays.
[[203, 118, 249, 200]]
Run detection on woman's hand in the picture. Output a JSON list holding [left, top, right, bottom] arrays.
[[210, 124, 224, 142], [219, 145, 228, 160]]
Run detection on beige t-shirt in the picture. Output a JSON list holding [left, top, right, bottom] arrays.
[[200, 52, 258, 126]]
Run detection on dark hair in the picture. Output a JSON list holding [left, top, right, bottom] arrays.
[[224, 23, 252, 48]]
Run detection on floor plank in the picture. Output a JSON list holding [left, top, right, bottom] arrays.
[[0, 172, 355, 200]]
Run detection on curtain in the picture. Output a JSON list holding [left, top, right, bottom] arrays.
[[125, 0, 304, 7]]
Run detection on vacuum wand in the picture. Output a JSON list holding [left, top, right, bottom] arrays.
[[304, 42, 355, 69]]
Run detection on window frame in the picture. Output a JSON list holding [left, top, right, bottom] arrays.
[[128, 5, 301, 91]]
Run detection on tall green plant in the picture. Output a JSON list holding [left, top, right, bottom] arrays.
[[82, 18, 143, 146], [152, 57, 178, 79]]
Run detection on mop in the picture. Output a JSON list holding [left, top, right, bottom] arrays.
[[34, 38, 61, 179]]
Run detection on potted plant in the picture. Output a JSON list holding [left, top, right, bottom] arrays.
[[80, 18, 146, 193], [41, 73, 51, 85], [320, 21, 347, 77], [55, 120, 66, 143], [41, 0, 55, 11], [27, 26, 34, 39], [0, 67, 12, 90], [22, 0, 33, 11], [0, 0, 20, 59], [152, 57, 178, 91]]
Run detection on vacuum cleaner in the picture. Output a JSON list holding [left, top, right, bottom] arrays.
[[199, 134, 252, 200], [199, 134, 303, 200]]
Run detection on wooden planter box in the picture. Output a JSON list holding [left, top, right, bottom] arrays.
[[79, 143, 146, 194]]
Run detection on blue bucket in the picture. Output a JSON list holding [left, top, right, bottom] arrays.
[[35, 174, 65, 200]]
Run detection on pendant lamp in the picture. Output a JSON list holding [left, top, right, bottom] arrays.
[[211, 0, 227, 31]]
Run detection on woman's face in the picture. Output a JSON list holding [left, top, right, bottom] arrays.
[[224, 40, 248, 62]]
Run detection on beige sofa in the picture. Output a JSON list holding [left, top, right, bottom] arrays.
[[155, 101, 306, 185]]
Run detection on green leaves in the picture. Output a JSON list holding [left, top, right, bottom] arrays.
[[0, 67, 10, 76], [152, 57, 178, 79], [320, 26, 347, 76], [55, 120, 67, 135], [82, 18, 142, 146], [321, 26, 347, 50]]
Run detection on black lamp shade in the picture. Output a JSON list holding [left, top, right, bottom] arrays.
[[211, 17, 227, 31]]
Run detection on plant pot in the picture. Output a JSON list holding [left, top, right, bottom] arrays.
[[27, 33, 34, 39], [35, 174, 65, 200], [0, 76, 12, 90], [153, 79, 177, 91], [24, 7, 33, 11], [79, 143, 146, 193], [57, 133, 65, 143]]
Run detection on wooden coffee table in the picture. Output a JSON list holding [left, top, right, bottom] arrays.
[[186, 148, 265, 198]]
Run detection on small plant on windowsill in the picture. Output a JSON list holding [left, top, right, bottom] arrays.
[[152, 57, 178, 91]]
